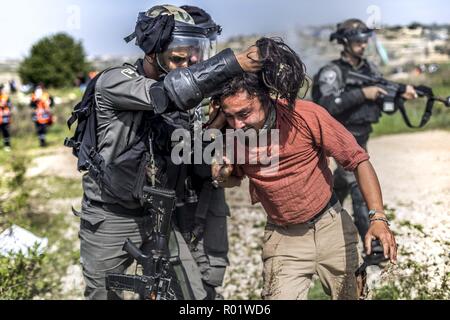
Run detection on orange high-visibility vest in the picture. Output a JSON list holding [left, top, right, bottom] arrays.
[[0, 94, 11, 125], [32, 92, 53, 125]]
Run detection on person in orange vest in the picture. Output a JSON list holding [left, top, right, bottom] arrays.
[[0, 84, 12, 151], [30, 84, 54, 147]]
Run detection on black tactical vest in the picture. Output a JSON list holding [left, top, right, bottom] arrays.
[[333, 59, 382, 127]]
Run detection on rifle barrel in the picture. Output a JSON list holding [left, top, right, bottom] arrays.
[[436, 96, 450, 107]]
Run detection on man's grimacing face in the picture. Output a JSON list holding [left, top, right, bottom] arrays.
[[221, 90, 268, 130]]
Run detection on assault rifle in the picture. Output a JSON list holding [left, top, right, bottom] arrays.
[[347, 70, 450, 128], [106, 185, 177, 300]]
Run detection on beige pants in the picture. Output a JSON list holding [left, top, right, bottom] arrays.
[[261, 201, 362, 300]]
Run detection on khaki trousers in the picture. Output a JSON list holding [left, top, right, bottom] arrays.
[[261, 201, 362, 300]]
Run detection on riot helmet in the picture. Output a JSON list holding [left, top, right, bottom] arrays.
[[125, 5, 210, 74], [330, 19, 374, 45]]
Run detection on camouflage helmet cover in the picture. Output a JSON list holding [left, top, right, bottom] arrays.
[[145, 5, 195, 25]]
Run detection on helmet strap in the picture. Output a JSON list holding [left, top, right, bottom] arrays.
[[155, 54, 170, 75]]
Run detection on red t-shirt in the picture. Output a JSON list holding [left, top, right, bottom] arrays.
[[233, 100, 369, 225]]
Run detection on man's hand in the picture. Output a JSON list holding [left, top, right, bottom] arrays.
[[235, 45, 262, 73], [362, 86, 388, 101], [211, 156, 234, 183], [206, 100, 226, 130], [365, 218, 397, 264], [354, 160, 397, 264], [402, 84, 418, 100]]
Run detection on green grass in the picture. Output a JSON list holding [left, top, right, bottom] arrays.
[[28, 176, 82, 200], [308, 279, 330, 300], [372, 101, 450, 137], [372, 64, 450, 136], [47, 87, 83, 100], [0, 98, 81, 299], [398, 220, 425, 234]]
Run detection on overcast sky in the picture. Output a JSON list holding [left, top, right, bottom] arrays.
[[2, 0, 449, 59]]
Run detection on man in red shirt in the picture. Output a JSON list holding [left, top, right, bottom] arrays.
[[209, 40, 397, 300]]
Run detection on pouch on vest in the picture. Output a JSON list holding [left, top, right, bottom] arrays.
[[100, 132, 150, 202]]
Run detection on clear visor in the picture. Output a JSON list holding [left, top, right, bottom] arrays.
[[347, 30, 373, 43], [157, 35, 210, 73], [208, 38, 218, 58]]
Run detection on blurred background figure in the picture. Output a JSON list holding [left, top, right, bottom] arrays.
[[9, 79, 17, 94], [0, 84, 12, 151], [30, 83, 54, 147]]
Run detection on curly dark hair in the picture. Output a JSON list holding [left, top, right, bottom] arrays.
[[214, 37, 308, 110]]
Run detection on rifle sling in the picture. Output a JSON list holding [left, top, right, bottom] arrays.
[[397, 97, 435, 128]]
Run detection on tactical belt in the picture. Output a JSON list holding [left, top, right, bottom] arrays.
[[88, 198, 147, 216], [305, 192, 339, 227]]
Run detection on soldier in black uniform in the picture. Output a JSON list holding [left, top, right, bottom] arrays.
[[312, 19, 417, 264]]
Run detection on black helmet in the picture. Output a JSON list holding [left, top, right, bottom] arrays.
[[330, 19, 374, 44], [125, 5, 210, 73], [125, 5, 209, 55]]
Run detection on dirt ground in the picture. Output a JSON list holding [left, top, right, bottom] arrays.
[[368, 130, 450, 207]]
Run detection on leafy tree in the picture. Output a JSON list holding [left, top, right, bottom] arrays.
[[18, 33, 90, 88]]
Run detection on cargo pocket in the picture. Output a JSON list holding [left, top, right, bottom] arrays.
[[132, 152, 149, 201], [74, 205, 106, 233], [204, 213, 228, 256], [203, 189, 229, 256], [204, 255, 229, 287], [263, 227, 275, 243], [261, 225, 283, 262], [101, 138, 148, 202]]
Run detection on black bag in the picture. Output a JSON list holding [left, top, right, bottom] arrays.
[[64, 68, 151, 202], [64, 70, 106, 171]]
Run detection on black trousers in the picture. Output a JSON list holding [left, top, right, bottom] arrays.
[[35, 122, 48, 145], [0, 124, 10, 146]]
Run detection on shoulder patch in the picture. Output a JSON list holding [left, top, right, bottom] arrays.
[[319, 69, 337, 85], [121, 68, 138, 79]]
